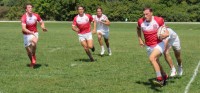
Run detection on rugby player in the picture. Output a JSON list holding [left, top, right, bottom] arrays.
[[72, 6, 96, 62], [21, 3, 47, 68]]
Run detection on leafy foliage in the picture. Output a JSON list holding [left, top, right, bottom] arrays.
[[0, 0, 200, 21]]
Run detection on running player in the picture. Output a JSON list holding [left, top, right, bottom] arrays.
[[159, 27, 183, 77], [93, 7, 112, 56], [21, 3, 47, 68], [137, 7, 168, 86], [72, 6, 96, 62]]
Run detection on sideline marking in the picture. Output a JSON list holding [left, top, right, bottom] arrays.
[[184, 60, 200, 93], [1, 21, 200, 24]]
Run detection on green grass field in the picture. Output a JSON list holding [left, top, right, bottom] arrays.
[[0, 22, 200, 93]]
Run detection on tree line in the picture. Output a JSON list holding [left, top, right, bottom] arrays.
[[0, 0, 200, 22]]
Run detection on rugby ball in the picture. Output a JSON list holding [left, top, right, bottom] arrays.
[[157, 26, 167, 40]]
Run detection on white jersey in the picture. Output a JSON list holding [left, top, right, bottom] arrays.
[[165, 28, 181, 50], [167, 28, 178, 40], [93, 14, 109, 32]]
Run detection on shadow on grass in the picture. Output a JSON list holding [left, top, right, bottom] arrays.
[[135, 77, 181, 92], [135, 78, 164, 92], [74, 58, 97, 62], [93, 53, 110, 57], [26, 64, 42, 69], [167, 76, 181, 83]]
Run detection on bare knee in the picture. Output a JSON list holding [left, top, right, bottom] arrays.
[[98, 35, 102, 41], [88, 45, 93, 49], [149, 56, 157, 63], [82, 45, 88, 50], [164, 52, 170, 58]]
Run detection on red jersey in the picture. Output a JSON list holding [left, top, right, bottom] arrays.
[[72, 13, 93, 34], [21, 13, 43, 35], [137, 16, 165, 46]]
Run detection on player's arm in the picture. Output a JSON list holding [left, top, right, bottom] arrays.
[[92, 20, 97, 34], [39, 21, 47, 32], [72, 17, 80, 33], [163, 38, 169, 52], [102, 19, 110, 26], [72, 25, 80, 32], [37, 14, 47, 32], [21, 23, 34, 35], [88, 15, 96, 34], [160, 29, 169, 39], [21, 16, 35, 34], [137, 26, 145, 47]]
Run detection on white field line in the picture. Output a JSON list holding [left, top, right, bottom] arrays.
[[184, 60, 200, 93], [49, 47, 61, 52], [0, 74, 52, 78], [0, 21, 200, 24], [71, 63, 77, 67]]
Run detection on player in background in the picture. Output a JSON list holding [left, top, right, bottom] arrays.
[[21, 4, 47, 68], [93, 7, 111, 56], [72, 6, 96, 62], [137, 7, 168, 86], [159, 27, 183, 77]]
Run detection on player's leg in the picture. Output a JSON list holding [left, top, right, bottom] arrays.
[[157, 58, 168, 79], [104, 32, 111, 56], [98, 32, 105, 55], [150, 42, 166, 86], [25, 46, 32, 62], [149, 49, 163, 80], [149, 49, 165, 86], [31, 35, 38, 64], [156, 58, 168, 85], [30, 33, 38, 64], [86, 32, 95, 52], [83, 32, 95, 61], [81, 40, 94, 62], [173, 49, 182, 76], [24, 35, 35, 67], [173, 49, 182, 67], [164, 46, 176, 77], [31, 37, 38, 55], [173, 36, 183, 76]]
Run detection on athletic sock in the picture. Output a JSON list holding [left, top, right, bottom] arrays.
[[156, 71, 162, 80], [101, 46, 104, 51], [178, 64, 182, 67], [91, 46, 95, 52], [32, 55, 36, 64], [108, 47, 111, 51], [172, 66, 176, 71]]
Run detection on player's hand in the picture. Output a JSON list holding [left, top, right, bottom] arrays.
[[139, 41, 145, 48], [75, 28, 80, 32], [29, 31, 37, 37], [92, 29, 96, 34], [160, 34, 167, 40], [42, 27, 48, 32], [99, 20, 105, 24]]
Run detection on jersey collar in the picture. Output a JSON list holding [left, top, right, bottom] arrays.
[[78, 13, 85, 17]]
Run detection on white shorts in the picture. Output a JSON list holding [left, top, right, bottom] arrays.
[[168, 36, 181, 51], [23, 32, 38, 47], [78, 32, 93, 42], [97, 30, 109, 39], [146, 42, 165, 56]]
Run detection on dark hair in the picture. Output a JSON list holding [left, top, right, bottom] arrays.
[[143, 7, 153, 12], [96, 7, 103, 12], [77, 5, 85, 10], [24, 3, 33, 9]]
